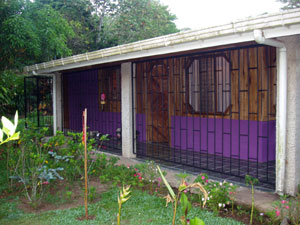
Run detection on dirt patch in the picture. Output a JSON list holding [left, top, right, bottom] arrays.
[[218, 209, 271, 225], [76, 215, 96, 221], [18, 178, 109, 213]]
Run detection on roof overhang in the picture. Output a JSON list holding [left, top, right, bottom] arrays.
[[24, 8, 300, 74]]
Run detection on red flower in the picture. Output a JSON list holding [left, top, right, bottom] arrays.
[[134, 174, 137, 177], [138, 176, 142, 180]]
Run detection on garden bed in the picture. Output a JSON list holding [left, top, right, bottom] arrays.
[[0, 126, 297, 225], [0, 186, 245, 225], [0, 177, 276, 225], [18, 179, 109, 213]]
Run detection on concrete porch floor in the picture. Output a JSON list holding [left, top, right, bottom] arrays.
[[98, 151, 280, 213]]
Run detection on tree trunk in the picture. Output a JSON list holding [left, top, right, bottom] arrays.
[[96, 5, 107, 46]]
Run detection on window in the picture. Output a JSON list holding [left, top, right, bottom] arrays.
[[187, 55, 230, 114]]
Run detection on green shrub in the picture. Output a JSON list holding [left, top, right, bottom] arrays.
[[135, 161, 165, 193], [44, 131, 102, 182], [8, 126, 65, 207], [272, 196, 300, 224], [0, 71, 24, 116], [194, 173, 237, 213]]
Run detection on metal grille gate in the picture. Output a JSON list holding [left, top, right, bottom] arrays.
[[62, 67, 122, 154], [133, 45, 276, 189], [24, 76, 53, 133]]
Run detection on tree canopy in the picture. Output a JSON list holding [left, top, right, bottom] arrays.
[[279, 0, 300, 9], [0, 0, 74, 70], [0, 0, 178, 70], [35, 0, 98, 54], [100, 0, 178, 48]]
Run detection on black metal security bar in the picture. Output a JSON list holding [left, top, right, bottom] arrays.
[[24, 76, 53, 132], [132, 45, 276, 189], [61, 67, 122, 155]]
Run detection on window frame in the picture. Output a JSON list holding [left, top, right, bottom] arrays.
[[185, 54, 231, 115]]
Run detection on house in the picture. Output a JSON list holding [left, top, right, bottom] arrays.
[[24, 8, 300, 196]]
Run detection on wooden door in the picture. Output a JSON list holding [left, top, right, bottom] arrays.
[[146, 63, 169, 143]]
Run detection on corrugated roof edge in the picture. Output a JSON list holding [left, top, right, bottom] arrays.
[[24, 8, 300, 73]]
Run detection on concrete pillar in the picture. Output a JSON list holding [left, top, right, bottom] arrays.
[[274, 45, 287, 195], [279, 35, 300, 196], [53, 72, 62, 134], [121, 62, 136, 158]]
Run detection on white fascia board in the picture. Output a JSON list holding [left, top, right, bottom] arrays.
[[263, 24, 300, 39], [35, 23, 300, 74], [34, 31, 254, 73]]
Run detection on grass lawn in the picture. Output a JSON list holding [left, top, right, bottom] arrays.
[[0, 187, 244, 225]]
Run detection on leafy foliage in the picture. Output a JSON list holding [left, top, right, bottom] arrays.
[[0, 0, 74, 70], [35, 0, 97, 54], [100, 0, 178, 48], [272, 196, 300, 224], [133, 160, 163, 193], [92, 0, 119, 47], [7, 126, 65, 206], [194, 173, 237, 213], [31, 0, 179, 53], [0, 71, 24, 116], [157, 166, 207, 225], [0, 111, 19, 145], [279, 0, 300, 9]]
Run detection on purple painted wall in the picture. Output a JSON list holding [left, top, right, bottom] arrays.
[[136, 114, 147, 142], [135, 113, 275, 163], [171, 116, 275, 163], [65, 70, 121, 136]]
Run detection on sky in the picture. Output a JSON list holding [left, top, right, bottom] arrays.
[[160, 0, 285, 30]]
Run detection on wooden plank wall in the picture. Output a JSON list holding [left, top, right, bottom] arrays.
[[98, 67, 121, 113], [135, 45, 277, 127], [230, 46, 276, 121]]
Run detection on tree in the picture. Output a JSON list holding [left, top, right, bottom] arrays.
[[92, 0, 119, 46], [0, 0, 74, 70], [100, 0, 178, 48], [35, 0, 119, 52], [0, 1, 75, 117], [0, 71, 24, 116], [24, 3, 75, 61], [35, 0, 97, 54], [33, 0, 179, 51], [279, 0, 300, 9]]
